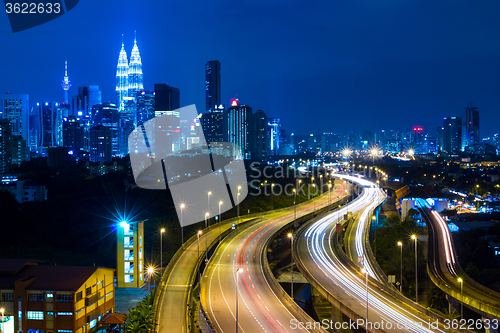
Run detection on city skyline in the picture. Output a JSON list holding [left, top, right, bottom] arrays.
[[0, 1, 499, 137]]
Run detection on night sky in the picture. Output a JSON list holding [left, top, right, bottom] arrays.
[[1, 1, 500, 138]]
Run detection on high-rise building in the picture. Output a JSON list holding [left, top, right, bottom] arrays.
[[116, 39, 129, 112], [88, 85, 102, 111], [136, 90, 155, 126], [127, 34, 144, 101], [154, 84, 181, 153], [116, 221, 144, 288], [268, 118, 281, 155], [93, 103, 120, 157], [74, 86, 89, 116], [63, 116, 84, 154], [200, 104, 224, 143], [0, 119, 12, 173], [116, 34, 144, 112], [443, 117, 462, 154], [61, 60, 71, 104], [89, 125, 112, 162], [38, 101, 57, 148], [226, 99, 252, 159], [205, 60, 221, 113], [464, 103, 480, 149], [1, 93, 29, 144], [251, 109, 268, 160]]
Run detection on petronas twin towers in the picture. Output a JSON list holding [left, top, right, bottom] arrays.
[[116, 33, 144, 111]]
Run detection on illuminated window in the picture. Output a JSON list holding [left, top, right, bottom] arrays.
[[29, 293, 44, 302], [57, 312, 73, 316], [106, 291, 113, 297], [56, 294, 73, 302], [27, 311, 44, 320], [46, 293, 53, 298], [90, 319, 96, 329], [47, 312, 54, 316], [124, 262, 134, 274], [124, 275, 134, 283], [2, 292, 13, 301]]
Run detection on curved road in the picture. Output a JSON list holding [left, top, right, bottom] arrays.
[[201, 181, 347, 333]]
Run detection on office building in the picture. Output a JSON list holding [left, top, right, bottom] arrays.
[[63, 116, 84, 154], [443, 117, 462, 154], [200, 104, 224, 143], [1, 93, 29, 144], [92, 103, 119, 157], [464, 103, 480, 148], [88, 86, 102, 112], [154, 84, 181, 153], [205, 60, 221, 113], [116, 221, 144, 288], [0, 119, 12, 173], [0, 259, 115, 333], [136, 90, 155, 126], [127, 36, 144, 101], [268, 118, 281, 156], [74, 86, 89, 116], [226, 99, 252, 159], [251, 109, 268, 160], [116, 41, 129, 111], [89, 125, 112, 162]]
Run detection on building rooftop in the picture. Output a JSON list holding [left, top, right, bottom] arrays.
[[0, 259, 113, 291]]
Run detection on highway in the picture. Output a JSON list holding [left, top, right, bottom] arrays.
[[295, 174, 467, 333], [417, 199, 500, 319], [200, 180, 347, 333]]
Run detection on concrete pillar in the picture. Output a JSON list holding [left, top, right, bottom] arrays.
[[331, 305, 343, 333]]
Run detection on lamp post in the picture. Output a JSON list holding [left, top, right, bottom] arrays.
[[328, 183, 332, 205], [147, 266, 154, 331], [207, 191, 212, 229], [458, 278, 463, 318], [205, 213, 209, 263], [293, 189, 297, 221], [180, 203, 185, 249], [288, 233, 294, 299], [160, 228, 165, 273], [218, 201, 223, 243], [1, 307, 4, 333], [397, 241, 403, 293], [361, 267, 369, 332], [411, 234, 418, 302], [236, 268, 243, 333], [237, 186, 241, 227], [312, 184, 317, 212], [197, 230, 202, 299], [271, 183, 275, 210], [372, 216, 377, 258]]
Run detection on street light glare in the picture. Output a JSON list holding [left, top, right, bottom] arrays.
[[147, 266, 154, 274], [160, 228, 165, 233], [198, 230, 202, 235], [119, 221, 127, 228], [180, 203, 185, 209], [458, 277, 463, 282], [397, 241, 402, 246], [219, 201, 223, 205], [361, 268, 367, 274], [287, 233, 292, 238], [411, 234, 416, 240]]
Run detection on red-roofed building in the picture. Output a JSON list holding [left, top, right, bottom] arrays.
[[0, 259, 115, 333]]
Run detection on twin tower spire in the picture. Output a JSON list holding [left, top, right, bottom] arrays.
[[116, 32, 144, 111]]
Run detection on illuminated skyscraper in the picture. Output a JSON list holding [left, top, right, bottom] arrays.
[[226, 99, 252, 159], [116, 36, 129, 111], [1, 93, 29, 144], [61, 60, 71, 104], [443, 117, 462, 154], [128, 33, 144, 101], [205, 60, 221, 113], [464, 103, 480, 149]]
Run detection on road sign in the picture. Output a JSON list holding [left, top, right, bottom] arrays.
[[336, 223, 341, 232], [388, 275, 396, 283], [231, 222, 235, 230]]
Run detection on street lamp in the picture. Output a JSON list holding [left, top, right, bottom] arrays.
[[411, 234, 418, 302], [160, 228, 165, 273], [397, 241, 403, 292], [146, 266, 154, 329], [271, 183, 275, 210], [361, 267, 369, 332], [312, 184, 316, 212], [328, 183, 332, 205], [288, 233, 294, 299], [197, 230, 202, 298], [204, 212, 209, 262], [458, 277, 463, 318], [236, 268, 243, 333], [237, 186, 242, 226], [293, 189, 297, 221], [207, 191, 212, 230], [218, 201, 223, 243], [180, 203, 185, 249]]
